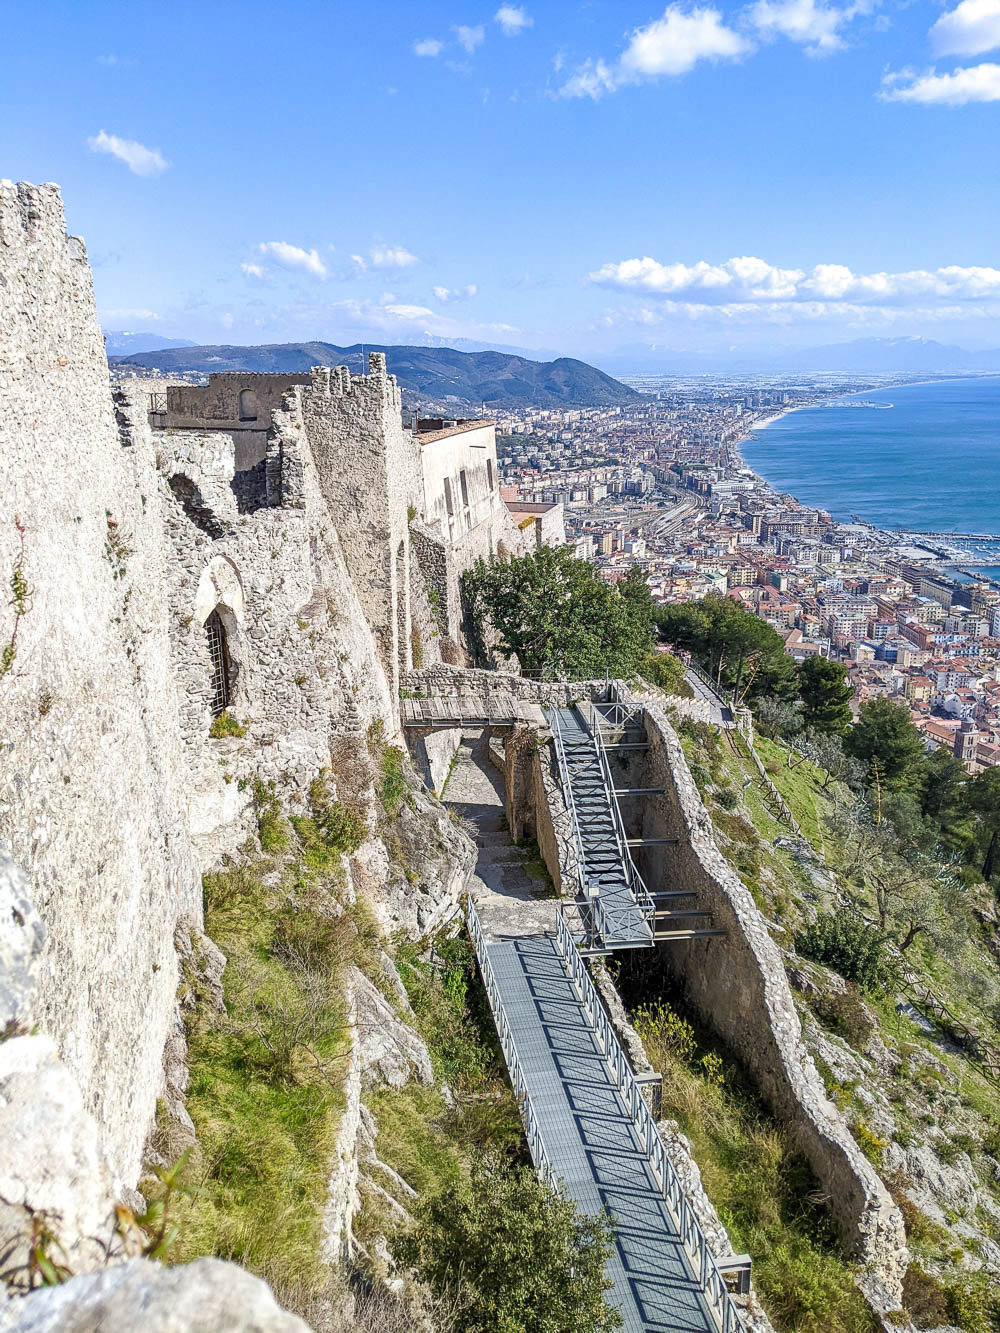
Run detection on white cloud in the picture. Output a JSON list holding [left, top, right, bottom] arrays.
[[749, 0, 853, 54], [96, 53, 118, 66], [560, 5, 752, 98], [931, 0, 1000, 57], [434, 284, 478, 302], [369, 245, 420, 269], [241, 262, 266, 278], [454, 24, 485, 53], [880, 61, 1000, 103], [495, 5, 533, 35], [257, 241, 328, 279], [599, 297, 1000, 328], [220, 312, 234, 329], [589, 253, 1000, 304], [87, 129, 168, 176], [413, 37, 443, 56]]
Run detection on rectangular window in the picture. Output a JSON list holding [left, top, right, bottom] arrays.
[[460, 469, 469, 506], [444, 477, 454, 516], [487, 458, 495, 491]]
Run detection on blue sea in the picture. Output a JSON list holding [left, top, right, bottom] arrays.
[[742, 375, 1000, 577]]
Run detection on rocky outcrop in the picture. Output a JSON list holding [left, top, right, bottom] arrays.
[[0, 1036, 136, 1291], [0, 851, 43, 1034], [351, 969, 433, 1090], [0, 1258, 310, 1332]]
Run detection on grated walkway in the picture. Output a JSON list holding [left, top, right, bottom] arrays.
[[484, 931, 717, 1332], [551, 707, 653, 948]]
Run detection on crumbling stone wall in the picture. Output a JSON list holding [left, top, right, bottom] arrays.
[[300, 361, 419, 711], [0, 181, 203, 1189], [0, 181, 417, 1193]]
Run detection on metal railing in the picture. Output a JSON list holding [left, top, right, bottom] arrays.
[[548, 706, 593, 906], [588, 703, 656, 939], [596, 678, 644, 729], [466, 900, 555, 1188], [688, 659, 732, 707], [555, 910, 748, 1333]]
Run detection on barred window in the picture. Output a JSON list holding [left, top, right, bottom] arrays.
[[205, 610, 231, 717]]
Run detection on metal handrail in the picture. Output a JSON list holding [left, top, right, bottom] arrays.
[[555, 911, 748, 1333], [587, 704, 655, 933], [466, 900, 555, 1188], [688, 659, 732, 706], [547, 707, 592, 905]]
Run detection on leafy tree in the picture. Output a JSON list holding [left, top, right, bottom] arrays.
[[657, 593, 797, 702], [798, 731, 865, 790], [399, 1152, 622, 1333], [844, 697, 928, 795], [753, 694, 804, 741], [919, 748, 973, 855], [795, 911, 898, 995], [828, 804, 966, 957], [798, 657, 853, 735], [639, 650, 687, 695], [968, 765, 1000, 882], [463, 548, 653, 680]]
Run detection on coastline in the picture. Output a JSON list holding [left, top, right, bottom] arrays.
[[732, 372, 1000, 539]]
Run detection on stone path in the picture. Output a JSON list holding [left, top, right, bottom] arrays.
[[441, 732, 556, 939]]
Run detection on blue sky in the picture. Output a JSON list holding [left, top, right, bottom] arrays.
[[2, 0, 999, 362]]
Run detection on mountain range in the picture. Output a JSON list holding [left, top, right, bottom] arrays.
[[103, 331, 196, 356], [109, 340, 639, 410], [595, 336, 1000, 377]]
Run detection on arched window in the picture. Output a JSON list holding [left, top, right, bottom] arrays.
[[238, 388, 259, 422], [205, 609, 231, 717]]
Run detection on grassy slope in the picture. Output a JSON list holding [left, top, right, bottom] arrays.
[[671, 715, 1000, 1332]]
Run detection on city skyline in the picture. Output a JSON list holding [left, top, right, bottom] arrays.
[[2, 0, 999, 359]]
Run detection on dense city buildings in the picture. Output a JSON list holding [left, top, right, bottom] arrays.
[[498, 373, 1000, 772]]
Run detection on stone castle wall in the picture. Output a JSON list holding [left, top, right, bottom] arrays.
[[0, 183, 421, 1189], [0, 182, 204, 1188]]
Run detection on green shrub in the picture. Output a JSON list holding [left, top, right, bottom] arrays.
[[714, 786, 740, 810], [209, 710, 247, 739], [397, 1152, 622, 1333], [796, 912, 898, 995], [812, 986, 875, 1048], [639, 651, 689, 696], [253, 780, 290, 854], [851, 1119, 887, 1167], [305, 772, 365, 855], [902, 1264, 949, 1328], [632, 1001, 697, 1065]]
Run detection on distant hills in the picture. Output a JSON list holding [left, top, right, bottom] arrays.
[[764, 337, 1000, 375], [597, 336, 1000, 377], [103, 331, 196, 356], [109, 341, 640, 410]]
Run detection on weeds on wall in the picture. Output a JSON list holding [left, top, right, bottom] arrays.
[[208, 710, 247, 740], [367, 720, 408, 818], [1, 515, 30, 680]]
